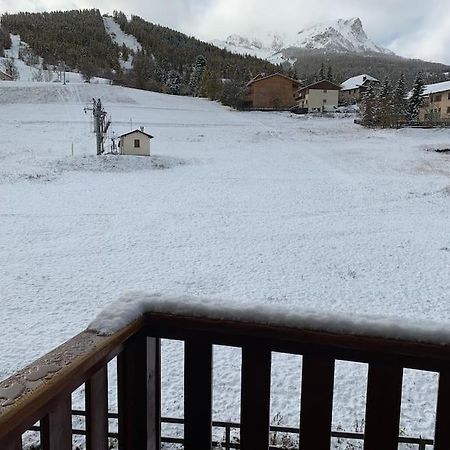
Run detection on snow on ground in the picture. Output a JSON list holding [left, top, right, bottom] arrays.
[[1, 81, 450, 445], [1, 34, 110, 83], [103, 16, 141, 70]]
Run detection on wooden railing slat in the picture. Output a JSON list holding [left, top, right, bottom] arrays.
[[184, 339, 213, 450], [364, 363, 403, 450], [41, 395, 72, 450], [299, 354, 335, 450], [117, 335, 160, 450], [240, 346, 271, 450], [434, 370, 450, 450], [0, 435, 22, 450], [85, 366, 108, 450], [147, 337, 161, 450]]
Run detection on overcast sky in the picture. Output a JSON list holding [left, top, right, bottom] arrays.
[[2, 0, 450, 64]]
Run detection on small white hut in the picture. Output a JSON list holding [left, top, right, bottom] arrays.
[[118, 128, 154, 156]]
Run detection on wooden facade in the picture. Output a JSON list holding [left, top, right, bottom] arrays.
[[244, 73, 302, 110]]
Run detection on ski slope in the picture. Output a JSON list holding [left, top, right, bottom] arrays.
[[103, 16, 141, 70], [0, 81, 450, 446]]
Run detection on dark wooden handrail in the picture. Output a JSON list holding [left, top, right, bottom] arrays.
[[1, 309, 449, 449]]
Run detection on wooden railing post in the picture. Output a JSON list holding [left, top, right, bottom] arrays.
[[41, 395, 72, 450], [434, 370, 450, 450], [117, 334, 160, 450], [299, 354, 335, 450], [240, 345, 271, 450], [184, 339, 213, 450], [363, 363, 403, 450], [85, 366, 109, 450]]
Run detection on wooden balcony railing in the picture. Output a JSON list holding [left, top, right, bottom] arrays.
[[1, 310, 450, 449]]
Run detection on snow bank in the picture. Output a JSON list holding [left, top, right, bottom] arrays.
[[89, 292, 450, 345]]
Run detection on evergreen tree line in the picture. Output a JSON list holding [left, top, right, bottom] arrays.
[[1, 10, 121, 77], [290, 49, 450, 87], [360, 74, 426, 127], [313, 62, 335, 83], [111, 11, 286, 106], [0, 26, 11, 57]]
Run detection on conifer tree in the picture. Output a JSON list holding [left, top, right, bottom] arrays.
[[166, 69, 182, 95], [392, 73, 407, 127], [319, 63, 325, 80], [121, 43, 129, 62], [220, 79, 244, 109], [407, 74, 426, 122], [360, 84, 377, 127], [0, 27, 12, 56], [375, 76, 394, 127], [200, 70, 223, 100], [189, 55, 207, 96], [326, 65, 333, 82]]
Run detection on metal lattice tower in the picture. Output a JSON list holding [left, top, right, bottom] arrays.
[[84, 98, 111, 155]]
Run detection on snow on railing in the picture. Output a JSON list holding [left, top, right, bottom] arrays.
[[89, 292, 450, 345]]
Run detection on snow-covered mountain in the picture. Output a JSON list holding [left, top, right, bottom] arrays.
[[210, 32, 293, 65], [212, 17, 394, 63], [294, 18, 393, 54]]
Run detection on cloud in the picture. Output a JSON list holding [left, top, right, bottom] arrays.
[[1, 0, 450, 64], [186, 0, 450, 64]]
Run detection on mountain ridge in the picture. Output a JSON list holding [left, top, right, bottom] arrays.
[[212, 17, 394, 62]]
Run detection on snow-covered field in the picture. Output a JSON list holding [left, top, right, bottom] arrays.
[[1, 81, 450, 445]]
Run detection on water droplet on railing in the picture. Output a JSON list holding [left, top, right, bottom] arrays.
[[0, 383, 25, 404], [24, 364, 61, 382]]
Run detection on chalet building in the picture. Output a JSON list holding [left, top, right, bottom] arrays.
[[244, 73, 302, 110], [0, 70, 14, 81], [118, 128, 154, 156], [418, 81, 450, 122], [340, 74, 379, 104], [296, 80, 341, 112]]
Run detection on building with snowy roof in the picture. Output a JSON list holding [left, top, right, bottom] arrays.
[[296, 80, 341, 113], [244, 73, 302, 110], [118, 128, 154, 156], [418, 81, 450, 123], [340, 74, 379, 105]]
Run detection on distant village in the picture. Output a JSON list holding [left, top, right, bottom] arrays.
[[243, 72, 450, 126], [1, 62, 449, 129]]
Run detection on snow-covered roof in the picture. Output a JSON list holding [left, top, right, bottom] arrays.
[[341, 74, 379, 91], [422, 81, 450, 96], [119, 129, 154, 139], [247, 72, 301, 87], [298, 79, 342, 92]]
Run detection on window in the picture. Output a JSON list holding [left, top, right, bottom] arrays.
[[323, 99, 327, 103], [134, 139, 140, 148], [447, 106, 450, 114], [323, 89, 328, 93], [435, 94, 442, 102], [448, 92, 450, 100]]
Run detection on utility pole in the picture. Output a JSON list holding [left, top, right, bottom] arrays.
[[84, 98, 111, 155]]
